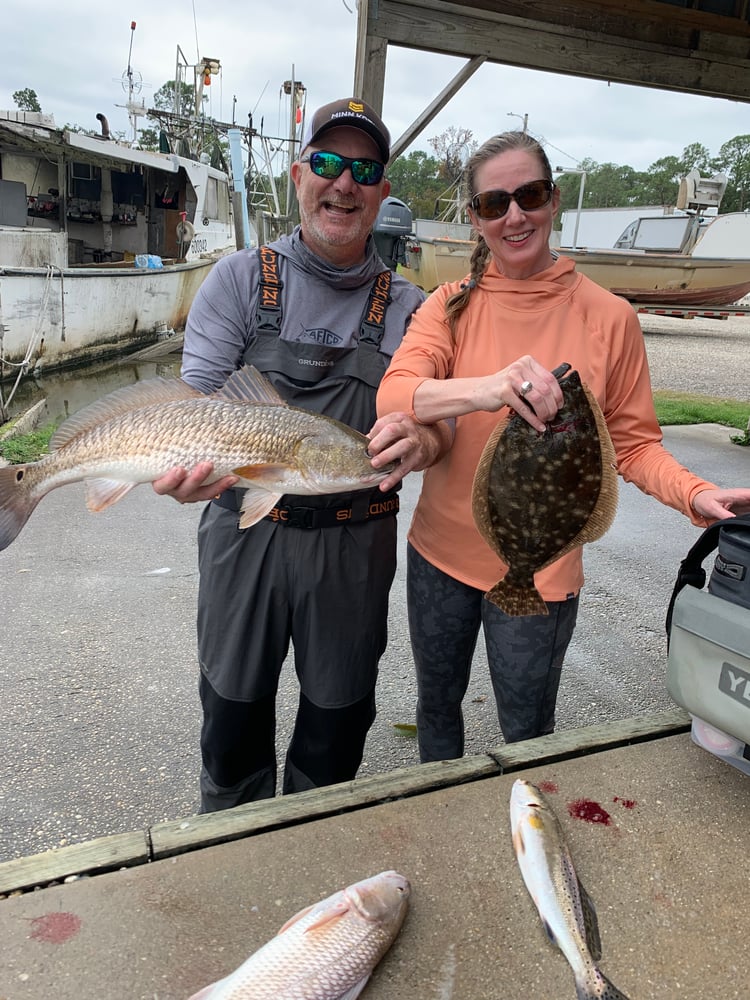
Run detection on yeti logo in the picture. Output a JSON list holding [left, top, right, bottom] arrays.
[[719, 663, 750, 707]]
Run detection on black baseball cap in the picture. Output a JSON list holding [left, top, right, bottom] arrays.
[[302, 98, 390, 163]]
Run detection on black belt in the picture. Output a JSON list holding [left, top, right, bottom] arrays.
[[213, 488, 399, 529]]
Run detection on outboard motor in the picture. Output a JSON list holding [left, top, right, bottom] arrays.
[[373, 196, 414, 270]]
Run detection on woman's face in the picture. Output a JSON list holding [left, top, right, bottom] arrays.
[[467, 149, 560, 280]]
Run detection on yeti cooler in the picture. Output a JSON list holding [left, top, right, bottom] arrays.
[[666, 515, 750, 772]]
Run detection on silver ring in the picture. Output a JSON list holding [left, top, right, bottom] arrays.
[[519, 380, 533, 398]]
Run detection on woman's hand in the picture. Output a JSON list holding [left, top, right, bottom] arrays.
[[692, 488, 750, 523], [471, 356, 564, 431], [412, 355, 564, 432]]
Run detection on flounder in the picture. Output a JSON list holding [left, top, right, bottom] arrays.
[[471, 363, 618, 616]]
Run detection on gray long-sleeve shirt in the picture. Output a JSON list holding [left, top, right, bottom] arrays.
[[181, 228, 425, 397]]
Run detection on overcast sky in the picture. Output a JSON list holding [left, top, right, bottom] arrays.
[[3, 0, 749, 179]]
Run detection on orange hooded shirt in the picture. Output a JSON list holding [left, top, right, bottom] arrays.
[[377, 255, 715, 600]]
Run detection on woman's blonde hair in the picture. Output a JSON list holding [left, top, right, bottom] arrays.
[[444, 131, 553, 333]]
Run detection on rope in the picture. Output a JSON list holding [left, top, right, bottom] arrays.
[[0, 264, 62, 415]]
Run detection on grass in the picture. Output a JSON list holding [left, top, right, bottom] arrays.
[[653, 391, 750, 445], [0, 423, 55, 464], [0, 392, 747, 464]]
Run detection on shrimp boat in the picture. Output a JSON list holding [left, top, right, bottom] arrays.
[[0, 44, 238, 382], [397, 171, 750, 307]]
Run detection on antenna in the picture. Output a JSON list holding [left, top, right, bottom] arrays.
[[121, 21, 147, 144]]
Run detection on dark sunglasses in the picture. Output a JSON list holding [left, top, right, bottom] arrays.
[[300, 150, 385, 186], [470, 179, 556, 220]]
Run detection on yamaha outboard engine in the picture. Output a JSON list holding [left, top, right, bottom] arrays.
[[373, 196, 414, 270]]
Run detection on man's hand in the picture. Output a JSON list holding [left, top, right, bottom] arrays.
[[366, 412, 453, 492], [151, 461, 239, 504]]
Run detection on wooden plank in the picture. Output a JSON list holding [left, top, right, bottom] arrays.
[[152, 709, 691, 859], [363, 0, 750, 101], [151, 753, 503, 859], [449, 0, 750, 39], [489, 707, 692, 770], [0, 710, 692, 894], [0, 830, 150, 896]]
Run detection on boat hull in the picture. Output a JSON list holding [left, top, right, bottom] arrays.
[[400, 236, 750, 307], [0, 257, 220, 374]]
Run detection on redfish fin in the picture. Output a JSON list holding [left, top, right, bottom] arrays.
[[238, 488, 282, 528], [84, 478, 138, 512], [51, 378, 202, 451], [186, 986, 216, 1000], [216, 365, 287, 406], [0, 466, 40, 551], [339, 975, 371, 999], [485, 580, 548, 617], [303, 898, 351, 933]]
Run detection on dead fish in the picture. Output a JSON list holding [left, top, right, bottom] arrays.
[[471, 363, 617, 616], [510, 779, 630, 1000], [0, 365, 393, 551], [187, 870, 411, 999]]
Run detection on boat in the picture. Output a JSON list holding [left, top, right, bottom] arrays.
[[0, 46, 238, 385], [396, 171, 750, 308]]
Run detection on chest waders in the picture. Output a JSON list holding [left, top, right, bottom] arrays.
[[197, 247, 400, 809]]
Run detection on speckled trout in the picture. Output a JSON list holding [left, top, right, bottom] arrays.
[[187, 870, 410, 999], [0, 365, 394, 551], [510, 780, 630, 1000]]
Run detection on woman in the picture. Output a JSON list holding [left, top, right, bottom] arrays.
[[376, 130, 750, 762]]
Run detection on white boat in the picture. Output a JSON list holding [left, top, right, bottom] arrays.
[[397, 171, 750, 307], [0, 105, 235, 379]]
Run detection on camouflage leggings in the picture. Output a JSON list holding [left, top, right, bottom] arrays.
[[407, 544, 579, 761]]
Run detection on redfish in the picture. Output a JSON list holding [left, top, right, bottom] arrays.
[[187, 870, 410, 999], [0, 365, 393, 551]]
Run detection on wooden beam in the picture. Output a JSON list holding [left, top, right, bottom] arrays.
[[361, 0, 750, 102], [388, 55, 487, 161]]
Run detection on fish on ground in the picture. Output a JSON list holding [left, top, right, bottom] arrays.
[[0, 365, 394, 551], [471, 363, 618, 616], [510, 779, 631, 1000], [187, 869, 411, 999]]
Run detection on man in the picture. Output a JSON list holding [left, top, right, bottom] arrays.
[[153, 98, 451, 810]]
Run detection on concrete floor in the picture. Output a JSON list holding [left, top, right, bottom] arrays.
[[1, 730, 748, 1000]]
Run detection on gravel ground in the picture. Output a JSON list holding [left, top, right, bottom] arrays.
[[639, 309, 750, 399], [0, 311, 748, 864]]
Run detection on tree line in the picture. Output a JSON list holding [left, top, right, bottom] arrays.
[[387, 130, 750, 222]]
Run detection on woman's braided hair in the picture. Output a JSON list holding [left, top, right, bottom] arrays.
[[444, 131, 554, 334]]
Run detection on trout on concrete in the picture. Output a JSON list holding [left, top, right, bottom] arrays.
[[187, 870, 410, 999], [0, 365, 393, 551], [510, 779, 630, 1000], [471, 364, 618, 616]]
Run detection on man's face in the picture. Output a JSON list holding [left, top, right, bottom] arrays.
[[291, 126, 390, 265]]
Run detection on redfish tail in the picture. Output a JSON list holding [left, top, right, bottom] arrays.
[[484, 580, 548, 617], [0, 466, 40, 551]]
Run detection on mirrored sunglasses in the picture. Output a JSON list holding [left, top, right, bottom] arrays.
[[300, 150, 385, 186], [470, 179, 555, 220]]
